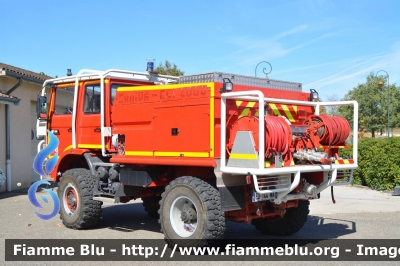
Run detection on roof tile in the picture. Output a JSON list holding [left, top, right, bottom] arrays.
[[0, 62, 53, 80], [0, 92, 18, 99]]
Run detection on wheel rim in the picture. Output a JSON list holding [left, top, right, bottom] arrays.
[[63, 183, 79, 216], [170, 196, 198, 237]]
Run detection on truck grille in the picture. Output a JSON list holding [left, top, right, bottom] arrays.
[[256, 175, 292, 192]]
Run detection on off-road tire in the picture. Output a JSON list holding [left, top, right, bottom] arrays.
[[58, 168, 102, 229], [142, 195, 161, 217], [252, 200, 309, 236], [159, 176, 226, 247]]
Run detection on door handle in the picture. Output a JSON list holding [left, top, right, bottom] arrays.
[[94, 128, 101, 132], [68, 128, 72, 132]]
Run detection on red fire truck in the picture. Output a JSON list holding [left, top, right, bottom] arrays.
[[36, 68, 358, 246]]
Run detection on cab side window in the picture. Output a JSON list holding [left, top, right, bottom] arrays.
[[54, 86, 75, 115], [84, 84, 101, 113]]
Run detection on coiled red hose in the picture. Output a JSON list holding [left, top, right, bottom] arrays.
[[227, 115, 292, 158], [305, 115, 350, 146], [265, 116, 292, 157]]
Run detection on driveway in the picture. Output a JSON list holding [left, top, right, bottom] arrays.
[[0, 184, 399, 265]]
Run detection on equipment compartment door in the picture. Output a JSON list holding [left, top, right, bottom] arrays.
[[153, 102, 210, 156]]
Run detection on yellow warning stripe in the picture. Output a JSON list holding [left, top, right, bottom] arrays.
[[320, 145, 350, 148], [230, 154, 258, 160], [78, 144, 109, 149], [63, 145, 73, 152], [125, 151, 153, 156], [242, 102, 256, 117], [155, 152, 209, 157], [209, 83, 214, 158], [62, 144, 109, 152], [334, 159, 354, 165], [281, 104, 295, 122], [52, 144, 108, 153], [236, 101, 258, 118], [124, 151, 209, 157], [117, 82, 214, 92], [265, 159, 295, 167], [57, 82, 83, 87], [269, 103, 281, 116], [268, 103, 298, 122]]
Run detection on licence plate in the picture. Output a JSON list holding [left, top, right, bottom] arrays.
[[252, 191, 277, 202]]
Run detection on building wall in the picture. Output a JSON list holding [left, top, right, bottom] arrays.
[[0, 76, 75, 192], [0, 76, 44, 191], [0, 103, 5, 190]]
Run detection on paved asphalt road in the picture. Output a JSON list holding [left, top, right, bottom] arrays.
[[1, 184, 399, 265]]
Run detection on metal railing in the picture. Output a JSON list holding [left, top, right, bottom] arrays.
[[220, 91, 358, 202]]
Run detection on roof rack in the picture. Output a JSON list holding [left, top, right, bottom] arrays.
[[179, 72, 302, 92], [48, 69, 179, 85]]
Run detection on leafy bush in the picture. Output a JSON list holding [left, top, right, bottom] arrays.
[[339, 137, 400, 190]]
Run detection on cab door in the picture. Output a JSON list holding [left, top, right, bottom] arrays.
[[76, 82, 102, 150], [47, 85, 75, 154]]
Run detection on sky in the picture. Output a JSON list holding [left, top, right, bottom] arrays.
[[1, 0, 399, 101]]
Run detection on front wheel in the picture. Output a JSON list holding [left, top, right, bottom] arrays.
[[159, 176, 226, 247], [58, 168, 102, 229]]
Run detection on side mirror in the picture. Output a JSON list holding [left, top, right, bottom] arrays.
[[36, 96, 47, 119]]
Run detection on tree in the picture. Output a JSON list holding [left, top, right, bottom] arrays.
[[154, 60, 184, 76], [339, 72, 400, 138], [325, 94, 341, 116], [386, 82, 400, 135]]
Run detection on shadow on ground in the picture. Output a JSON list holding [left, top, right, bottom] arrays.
[[90, 201, 161, 234], [0, 182, 58, 200], [92, 201, 356, 240]]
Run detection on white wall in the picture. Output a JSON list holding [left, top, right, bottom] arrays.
[[0, 76, 43, 191]]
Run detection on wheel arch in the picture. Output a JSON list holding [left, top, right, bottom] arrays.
[[52, 149, 93, 182]]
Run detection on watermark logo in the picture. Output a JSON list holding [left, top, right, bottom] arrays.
[[28, 180, 60, 220], [33, 130, 59, 176], [29, 130, 60, 220]]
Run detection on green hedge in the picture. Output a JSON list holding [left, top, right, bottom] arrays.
[[339, 137, 400, 191]]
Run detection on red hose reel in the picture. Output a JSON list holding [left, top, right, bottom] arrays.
[[304, 115, 350, 146], [227, 115, 291, 158]]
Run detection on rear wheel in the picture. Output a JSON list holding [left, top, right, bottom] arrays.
[[159, 176, 226, 247], [58, 168, 102, 229], [252, 200, 309, 236], [142, 195, 161, 217]]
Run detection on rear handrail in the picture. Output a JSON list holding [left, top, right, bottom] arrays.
[[219, 91, 359, 175]]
